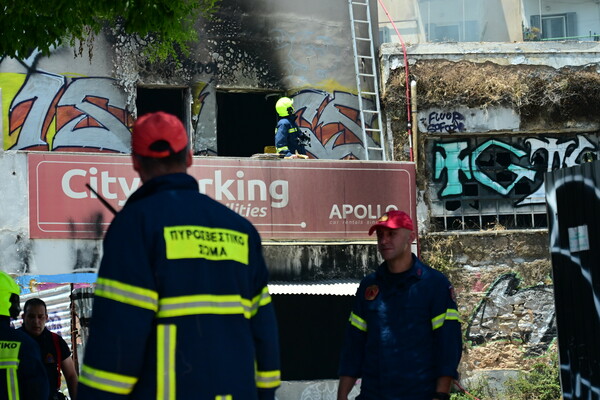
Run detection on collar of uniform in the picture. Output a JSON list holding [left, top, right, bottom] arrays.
[[377, 254, 423, 281], [125, 173, 198, 207]]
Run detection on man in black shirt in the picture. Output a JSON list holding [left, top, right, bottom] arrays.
[[19, 298, 78, 400]]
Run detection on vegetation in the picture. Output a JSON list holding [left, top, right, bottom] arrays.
[[384, 60, 600, 144], [1, 0, 220, 60], [451, 379, 488, 400], [504, 353, 561, 400], [419, 234, 464, 288], [451, 350, 562, 400]]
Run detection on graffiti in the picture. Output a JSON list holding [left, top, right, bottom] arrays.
[[292, 89, 381, 160], [3, 71, 132, 152], [46, 311, 64, 332], [433, 134, 597, 205], [275, 381, 359, 400], [546, 166, 600, 399], [421, 111, 465, 133], [466, 273, 556, 356]]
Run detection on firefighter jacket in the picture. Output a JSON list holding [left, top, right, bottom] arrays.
[[78, 173, 281, 400], [0, 318, 49, 400], [275, 116, 306, 157], [338, 255, 462, 400]]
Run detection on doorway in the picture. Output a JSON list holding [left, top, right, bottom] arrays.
[[216, 92, 279, 157]]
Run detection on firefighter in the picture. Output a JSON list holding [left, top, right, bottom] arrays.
[[337, 211, 462, 400], [274, 97, 309, 158], [78, 111, 281, 400], [0, 271, 49, 400]]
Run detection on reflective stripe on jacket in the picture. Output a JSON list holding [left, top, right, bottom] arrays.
[[78, 173, 281, 400], [0, 321, 49, 400], [338, 255, 462, 400], [275, 117, 305, 157]]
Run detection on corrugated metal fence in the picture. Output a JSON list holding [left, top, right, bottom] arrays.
[[546, 160, 600, 399]]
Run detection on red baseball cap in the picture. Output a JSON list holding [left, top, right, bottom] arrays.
[[368, 210, 414, 235], [132, 112, 189, 158]]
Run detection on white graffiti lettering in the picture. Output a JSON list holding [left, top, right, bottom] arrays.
[[53, 78, 131, 152], [9, 72, 66, 149], [7, 72, 132, 152]]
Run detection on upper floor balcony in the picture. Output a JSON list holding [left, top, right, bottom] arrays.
[[378, 0, 600, 44]]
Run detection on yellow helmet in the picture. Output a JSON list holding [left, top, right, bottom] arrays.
[[0, 271, 19, 317], [276, 97, 294, 117]]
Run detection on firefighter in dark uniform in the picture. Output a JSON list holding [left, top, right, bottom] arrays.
[[0, 271, 49, 400], [274, 97, 309, 158], [337, 211, 462, 400], [78, 112, 281, 400]]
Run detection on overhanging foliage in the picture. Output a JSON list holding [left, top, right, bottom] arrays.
[[1, 0, 220, 60]]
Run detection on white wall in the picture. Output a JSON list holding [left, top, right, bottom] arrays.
[[0, 151, 102, 275]]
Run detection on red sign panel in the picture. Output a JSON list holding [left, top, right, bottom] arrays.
[[29, 153, 416, 240]]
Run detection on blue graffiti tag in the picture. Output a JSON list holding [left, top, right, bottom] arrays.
[[433, 135, 597, 203]]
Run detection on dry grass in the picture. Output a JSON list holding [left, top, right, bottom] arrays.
[[384, 60, 600, 125]]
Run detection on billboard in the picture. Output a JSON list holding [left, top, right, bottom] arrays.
[[29, 153, 416, 240]]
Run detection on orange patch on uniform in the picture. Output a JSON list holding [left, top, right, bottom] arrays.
[[365, 284, 379, 300]]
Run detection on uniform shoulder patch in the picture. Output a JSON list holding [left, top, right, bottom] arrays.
[[365, 284, 379, 301]]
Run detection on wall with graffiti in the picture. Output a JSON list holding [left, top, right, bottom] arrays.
[[418, 107, 520, 134], [419, 230, 555, 375], [189, 85, 383, 160], [292, 89, 380, 160], [2, 72, 131, 152], [2, 54, 380, 161], [0, 45, 132, 153], [466, 273, 555, 357], [426, 123, 598, 230], [0, 68, 382, 159]]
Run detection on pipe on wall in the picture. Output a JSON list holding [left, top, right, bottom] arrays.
[[410, 80, 418, 169]]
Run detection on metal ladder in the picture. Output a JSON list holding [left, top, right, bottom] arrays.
[[348, 0, 387, 161]]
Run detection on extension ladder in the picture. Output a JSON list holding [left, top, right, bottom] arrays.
[[348, 0, 387, 161]]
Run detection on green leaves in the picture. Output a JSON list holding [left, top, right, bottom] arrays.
[[0, 0, 220, 60]]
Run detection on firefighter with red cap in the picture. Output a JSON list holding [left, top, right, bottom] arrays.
[[0, 271, 49, 400], [78, 112, 281, 400], [337, 210, 462, 400]]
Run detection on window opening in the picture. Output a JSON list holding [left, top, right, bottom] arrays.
[[216, 92, 279, 157], [136, 87, 187, 124]]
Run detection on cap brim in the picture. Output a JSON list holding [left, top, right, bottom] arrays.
[[368, 224, 381, 235]]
